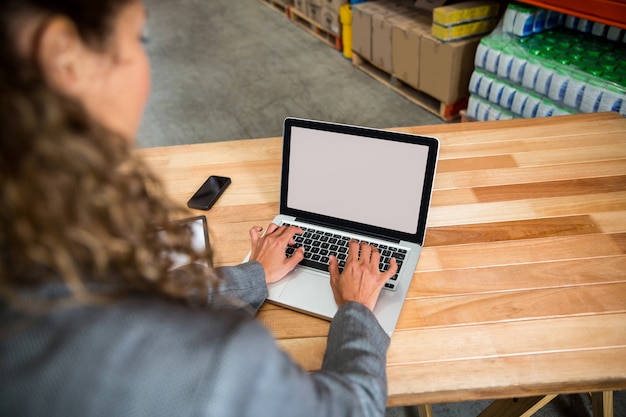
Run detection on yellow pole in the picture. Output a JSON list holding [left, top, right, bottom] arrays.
[[340, 4, 353, 59]]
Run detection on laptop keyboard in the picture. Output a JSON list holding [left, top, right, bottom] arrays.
[[283, 223, 406, 291]]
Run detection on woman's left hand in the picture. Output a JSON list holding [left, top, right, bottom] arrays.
[[249, 224, 304, 284]]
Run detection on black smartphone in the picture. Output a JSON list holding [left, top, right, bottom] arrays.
[[187, 175, 231, 210]]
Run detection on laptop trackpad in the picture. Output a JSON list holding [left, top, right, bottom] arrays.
[[279, 270, 338, 319]]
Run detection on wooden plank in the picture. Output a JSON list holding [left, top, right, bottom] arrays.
[[436, 155, 518, 173], [399, 113, 626, 144], [435, 159, 626, 190], [592, 211, 626, 233], [397, 282, 626, 329], [477, 395, 557, 417], [408, 256, 626, 298], [417, 404, 434, 417], [513, 144, 626, 167], [385, 347, 626, 406], [472, 175, 626, 203], [431, 234, 624, 270], [530, 191, 626, 219], [438, 131, 626, 160], [431, 188, 478, 206], [414, 247, 443, 272], [262, 314, 626, 377], [258, 305, 330, 338], [276, 336, 327, 371], [428, 200, 537, 227], [429, 192, 626, 227], [611, 233, 626, 253], [592, 391, 614, 417], [137, 137, 282, 167], [389, 313, 626, 364], [424, 215, 601, 247]]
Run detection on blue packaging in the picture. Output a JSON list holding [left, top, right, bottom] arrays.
[[522, 59, 540, 90], [563, 73, 587, 109], [564, 15, 579, 30], [475, 41, 489, 69], [489, 80, 505, 105], [497, 50, 514, 79], [478, 75, 493, 99], [469, 71, 483, 95], [577, 18, 593, 33], [513, 9, 535, 37], [533, 9, 546, 33], [510, 54, 526, 84]]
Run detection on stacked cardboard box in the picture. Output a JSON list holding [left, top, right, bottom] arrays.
[[293, 0, 307, 16], [294, 0, 350, 35], [352, 0, 481, 105]]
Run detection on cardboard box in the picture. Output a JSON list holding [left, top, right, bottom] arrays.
[[419, 33, 480, 103], [320, 0, 348, 11], [320, 6, 341, 35], [371, 12, 394, 72], [351, 6, 370, 59], [433, 0, 499, 26], [352, 2, 384, 61], [370, 2, 419, 73], [309, 2, 322, 23], [392, 14, 430, 89], [293, 0, 308, 17]]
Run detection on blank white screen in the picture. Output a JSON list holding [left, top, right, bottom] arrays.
[[287, 126, 429, 234]]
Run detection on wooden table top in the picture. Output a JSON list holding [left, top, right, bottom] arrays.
[[136, 112, 626, 407]]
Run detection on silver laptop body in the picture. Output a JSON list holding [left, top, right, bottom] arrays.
[[249, 118, 439, 335]]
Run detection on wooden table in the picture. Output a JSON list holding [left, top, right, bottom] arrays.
[[137, 112, 626, 414]]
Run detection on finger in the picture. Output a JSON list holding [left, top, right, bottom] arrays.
[[359, 242, 372, 261], [286, 225, 304, 245], [265, 223, 280, 235], [328, 255, 343, 306], [346, 240, 360, 261], [382, 257, 399, 281], [289, 225, 304, 235], [369, 245, 381, 265], [328, 255, 340, 279], [286, 246, 305, 268], [249, 226, 263, 247]]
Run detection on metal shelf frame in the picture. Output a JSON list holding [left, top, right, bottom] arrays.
[[518, 0, 626, 30]]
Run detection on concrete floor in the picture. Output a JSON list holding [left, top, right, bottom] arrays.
[[137, 0, 443, 148], [137, 0, 625, 416]]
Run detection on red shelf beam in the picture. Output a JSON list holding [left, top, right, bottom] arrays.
[[518, 0, 626, 30]]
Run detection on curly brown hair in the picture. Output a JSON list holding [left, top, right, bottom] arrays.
[[0, 0, 219, 310]]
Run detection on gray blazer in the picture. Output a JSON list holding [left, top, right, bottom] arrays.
[[0, 262, 390, 417]]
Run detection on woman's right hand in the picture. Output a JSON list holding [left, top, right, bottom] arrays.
[[328, 240, 398, 311]]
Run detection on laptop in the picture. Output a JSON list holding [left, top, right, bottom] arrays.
[[249, 118, 439, 335]]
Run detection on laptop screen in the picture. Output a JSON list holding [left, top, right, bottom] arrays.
[[281, 119, 439, 244]]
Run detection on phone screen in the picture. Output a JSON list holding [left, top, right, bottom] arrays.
[[187, 176, 231, 210]]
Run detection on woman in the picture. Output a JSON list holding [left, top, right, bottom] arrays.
[[0, 1, 398, 416]]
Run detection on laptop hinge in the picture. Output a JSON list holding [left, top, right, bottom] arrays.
[[294, 218, 401, 244]]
